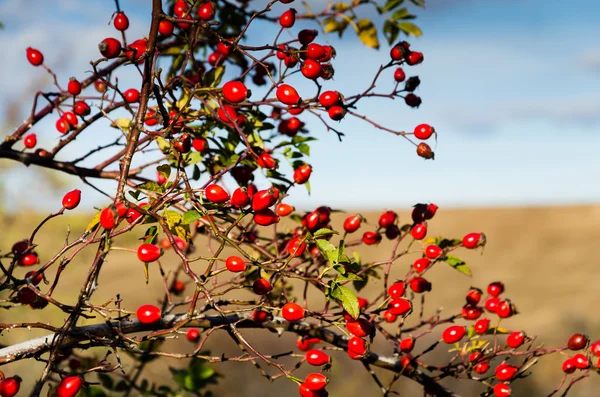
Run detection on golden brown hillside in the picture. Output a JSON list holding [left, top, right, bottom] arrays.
[[2, 204, 600, 396]]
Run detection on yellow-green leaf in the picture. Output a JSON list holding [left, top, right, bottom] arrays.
[[86, 211, 102, 232], [356, 19, 380, 49], [397, 21, 422, 36], [111, 118, 132, 131]]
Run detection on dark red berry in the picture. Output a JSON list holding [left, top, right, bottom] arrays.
[[252, 278, 272, 295]]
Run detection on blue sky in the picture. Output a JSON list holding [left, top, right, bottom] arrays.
[[0, 0, 599, 211]]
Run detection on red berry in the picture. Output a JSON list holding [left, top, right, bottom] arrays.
[[495, 363, 517, 381], [281, 302, 305, 321], [25, 270, 43, 285], [406, 51, 424, 65], [276, 84, 301, 105], [0, 377, 21, 397], [573, 353, 590, 369], [94, 80, 107, 93], [158, 20, 174, 36], [493, 383, 511, 397], [383, 310, 397, 323], [411, 223, 427, 240], [304, 373, 327, 392], [474, 318, 490, 334], [378, 211, 397, 228], [205, 184, 230, 203], [124, 88, 140, 103], [562, 357, 577, 374], [300, 59, 322, 80], [424, 245, 443, 259], [319, 45, 335, 62], [257, 151, 277, 169], [346, 318, 372, 338], [137, 244, 162, 262], [293, 164, 312, 184], [388, 282, 405, 299], [23, 133, 37, 149], [485, 297, 500, 313], [113, 12, 130, 31], [590, 340, 600, 356], [496, 300, 515, 318], [296, 336, 320, 351], [306, 350, 330, 366], [198, 2, 215, 21], [343, 215, 362, 233], [474, 362, 489, 374], [251, 189, 278, 211], [56, 376, 82, 397], [390, 41, 410, 60], [298, 383, 325, 397], [63, 111, 78, 128], [67, 78, 82, 96], [394, 67, 406, 82], [74, 101, 91, 116], [62, 189, 81, 210], [276, 203, 295, 217], [126, 39, 148, 62], [231, 187, 250, 208], [442, 325, 466, 344], [222, 81, 248, 103], [400, 337, 415, 353], [362, 231, 381, 245], [253, 209, 280, 226], [413, 123, 435, 140], [56, 118, 70, 134], [413, 257, 431, 273], [252, 310, 271, 323], [318, 91, 340, 108], [462, 305, 483, 321], [20, 253, 39, 266], [225, 255, 246, 272], [463, 232, 485, 249], [409, 276, 431, 293], [126, 202, 147, 224], [26, 47, 44, 66], [487, 281, 504, 297], [252, 278, 272, 295], [186, 328, 201, 343], [286, 237, 307, 257], [136, 304, 161, 324], [466, 288, 482, 306], [387, 298, 412, 316], [568, 334, 588, 351], [192, 137, 208, 153], [279, 9, 296, 28], [506, 331, 526, 348], [327, 105, 346, 121], [99, 37, 122, 58], [347, 336, 367, 356]]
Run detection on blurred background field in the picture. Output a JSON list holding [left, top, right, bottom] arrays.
[[3, 204, 600, 396]]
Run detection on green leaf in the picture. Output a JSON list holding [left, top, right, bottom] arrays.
[[144, 226, 159, 245], [137, 181, 166, 193], [313, 228, 337, 238], [163, 210, 182, 229], [157, 164, 171, 180], [383, 20, 400, 45], [332, 2, 349, 11], [98, 374, 114, 390], [357, 19, 380, 49], [336, 273, 363, 281], [155, 136, 170, 153], [86, 211, 102, 232], [391, 7, 415, 21], [397, 21, 422, 36], [247, 129, 264, 149], [182, 210, 203, 225], [192, 164, 201, 180], [338, 285, 359, 319], [445, 256, 472, 276], [381, 0, 404, 12], [324, 19, 340, 34], [111, 118, 132, 131], [203, 66, 225, 87], [298, 143, 311, 156], [316, 239, 338, 265]]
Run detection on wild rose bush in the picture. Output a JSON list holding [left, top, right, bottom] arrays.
[[0, 1, 596, 396]]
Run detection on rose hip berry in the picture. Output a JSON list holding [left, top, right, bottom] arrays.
[[253, 209, 280, 226], [136, 304, 162, 324], [378, 211, 397, 228], [222, 81, 248, 103], [293, 164, 312, 184], [387, 298, 412, 316], [506, 331, 526, 348], [26, 47, 44, 66], [466, 288, 483, 306], [495, 363, 517, 381], [276, 203, 295, 217], [252, 278, 272, 295], [62, 189, 81, 210], [362, 231, 381, 245], [279, 9, 296, 28], [388, 282, 405, 299], [346, 318, 372, 338], [113, 12, 130, 31], [187, 328, 201, 343], [463, 232, 486, 249], [414, 123, 435, 140], [225, 255, 246, 272], [124, 88, 140, 103], [198, 2, 216, 20], [205, 184, 230, 203], [281, 302, 305, 321], [0, 377, 21, 397], [99, 37, 122, 58], [394, 67, 406, 82], [474, 318, 490, 334], [413, 257, 431, 273], [493, 383, 511, 397], [56, 375, 82, 397], [306, 350, 331, 366], [276, 84, 301, 105], [487, 281, 505, 297], [416, 142, 433, 159], [67, 78, 82, 96], [319, 91, 341, 108], [442, 325, 467, 344], [567, 333, 589, 351], [424, 245, 443, 259], [137, 244, 162, 263], [23, 133, 37, 149], [411, 223, 427, 240], [562, 357, 576, 374]]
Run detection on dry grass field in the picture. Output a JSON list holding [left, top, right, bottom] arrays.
[[2, 204, 600, 396]]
